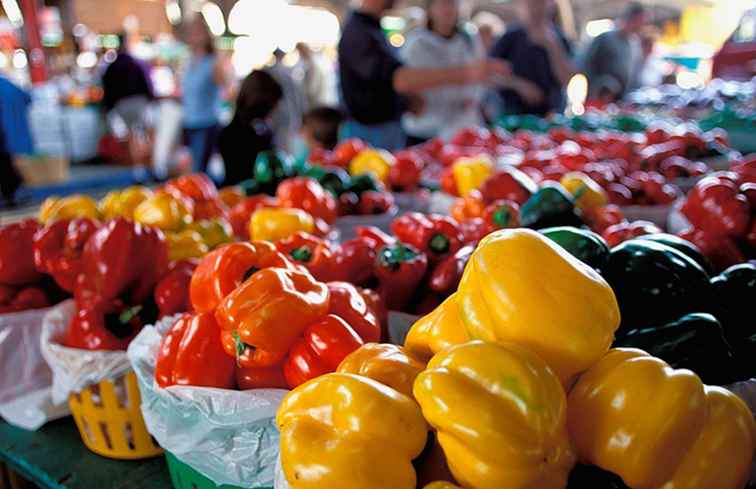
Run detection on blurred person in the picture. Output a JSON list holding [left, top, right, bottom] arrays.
[[401, 0, 486, 144], [473, 11, 506, 52], [181, 17, 229, 174], [638, 28, 665, 88], [0, 75, 34, 207], [218, 70, 283, 186], [101, 32, 154, 128], [296, 43, 329, 108], [269, 49, 307, 153], [338, 0, 511, 150], [302, 106, 344, 153], [490, 0, 576, 116], [581, 2, 648, 100]]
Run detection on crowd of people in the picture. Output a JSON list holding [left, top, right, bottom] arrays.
[[0, 0, 659, 205]]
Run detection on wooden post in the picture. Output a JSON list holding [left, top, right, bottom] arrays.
[[18, 0, 48, 84]]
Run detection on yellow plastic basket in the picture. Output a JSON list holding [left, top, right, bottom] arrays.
[[68, 371, 163, 459]]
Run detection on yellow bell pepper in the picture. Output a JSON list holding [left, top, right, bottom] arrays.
[[404, 294, 469, 361], [414, 341, 576, 489], [559, 172, 608, 211], [249, 207, 314, 242], [218, 186, 245, 208], [349, 149, 395, 185], [456, 229, 620, 384], [568, 348, 755, 489], [337, 343, 426, 399], [423, 483, 463, 489], [186, 219, 234, 249], [39, 195, 101, 224], [276, 372, 427, 489], [133, 192, 192, 232], [451, 155, 494, 197], [99, 186, 153, 220], [166, 230, 209, 262]]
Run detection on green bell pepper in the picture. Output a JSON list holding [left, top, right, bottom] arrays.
[[616, 313, 742, 385], [709, 263, 756, 359], [238, 178, 261, 197], [347, 173, 380, 195], [540, 226, 610, 271], [520, 183, 582, 229], [253, 150, 295, 194], [603, 240, 710, 336], [314, 167, 351, 196], [634, 233, 713, 276]]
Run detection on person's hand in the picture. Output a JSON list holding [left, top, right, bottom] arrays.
[[466, 59, 512, 84], [406, 94, 426, 115]]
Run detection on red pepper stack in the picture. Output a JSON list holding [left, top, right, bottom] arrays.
[[0, 219, 51, 313]]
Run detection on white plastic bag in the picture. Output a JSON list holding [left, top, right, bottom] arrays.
[[40, 300, 132, 405], [128, 316, 286, 488], [0, 303, 70, 429]]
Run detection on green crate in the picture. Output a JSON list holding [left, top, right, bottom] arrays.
[[165, 452, 272, 489]]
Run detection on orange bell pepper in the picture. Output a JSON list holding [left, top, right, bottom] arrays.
[[164, 173, 218, 202], [276, 232, 337, 282], [450, 191, 486, 223], [218, 186, 245, 208], [189, 241, 293, 314], [215, 267, 330, 367]]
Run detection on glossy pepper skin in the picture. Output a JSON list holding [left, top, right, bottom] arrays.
[[450, 192, 486, 222], [678, 227, 745, 273], [540, 226, 610, 271], [0, 286, 50, 313], [603, 240, 710, 335], [99, 186, 153, 220], [428, 245, 474, 295], [283, 314, 364, 388], [186, 219, 234, 250], [479, 167, 537, 205], [215, 267, 330, 366], [389, 151, 423, 191], [337, 343, 426, 399], [349, 148, 395, 185], [277, 177, 338, 224], [567, 349, 756, 489], [404, 294, 469, 361], [218, 186, 245, 208], [0, 219, 43, 286], [519, 183, 582, 230], [616, 313, 742, 385], [304, 165, 351, 197], [334, 237, 377, 286], [228, 195, 278, 239], [709, 263, 756, 355], [154, 313, 235, 388], [253, 150, 296, 195], [634, 233, 714, 276], [154, 259, 197, 318], [451, 156, 494, 197], [457, 229, 620, 384], [326, 281, 381, 343], [391, 213, 463, 262], [39, 195, 101, 224], [63, 298, 143, 351], [276, 232, 336, 282], [236, 364, 288, 389], [602, 220, 663, 248], [583, 204, 626, 233], [276, 372, 427, 489], [482, 200, 520, 231], [414, 341, 576, 489], [560, 172, 608, 212], [166, 230, 209, 262], [358, 190, 395, 215], [374, 243, 428, 311], [249, 207, 315, 242], [163, 173, 218, 202], [33, 218, 99, 292], [133, 192, 193, 232], [682, 175, 750, 238], [190, 241, 292, 314]]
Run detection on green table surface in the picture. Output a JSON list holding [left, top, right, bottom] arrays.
[[0, 418, 171, 489]]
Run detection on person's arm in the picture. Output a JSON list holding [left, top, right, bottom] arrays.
[[498, 75, 545, 106], [542, 29, 577, 86], [393, 58, 510, 94]]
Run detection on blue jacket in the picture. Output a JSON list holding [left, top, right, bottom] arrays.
[[0, 76, 35, 155]]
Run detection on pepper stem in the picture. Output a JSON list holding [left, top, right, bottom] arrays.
[[232, 331, 254, 367], [573, 183, 588, 200], [378, 244, 418, 271], [118, 305, 142, 324], [290, 246, 313, 263], [429, 234, 451, 254], [492, 207, 511, 228]]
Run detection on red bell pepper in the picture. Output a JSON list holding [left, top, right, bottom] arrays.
[[236, 364, 288, 389], [0, 286, 50, 313], [283, 314, 364, 388], [732, 157, 756, 185], [583, 205, 627, 233], [192, 198, 229, 221], [356, 226, 395, 250], [606, 183, 633, 206], [428, 245, 474, 295], [276, 232, 336, 282], [333, 138, 367, 167], [374, 243, 428, 311], [0, 219, 42, 286], [679, 227, 746, 272], [389, 151, 423, 190], [358, 287, 387, 335], [745, 219, 756, 250], [440, 167, 458, 196], [228, 195, 279, 239], [164, 173, 218, 202], [276, 177, 337, 224], [391, 213, 463, 262], [154, 259, 198, 318], [190, 241, 293, 314], [459, 217, 490, 244], [326, 281, 381, 343], [33, 218, 99, 293], [338, 192, 360, 216], [478, 168, 537, 205], [682, 176, 750, 238], [76, 218, 168, 306], [483, 200, 520, 231], [602, 220, 662, 248], [154, 312, 235, 388], [333, 237, 376, 286], [741, 182, 756, 209], [63, 298, 143, 351], [358, 191, 396, 215]]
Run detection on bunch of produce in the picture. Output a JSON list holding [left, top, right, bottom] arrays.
[[276, 228, 755, 489], [0, 220, 52, 313], [154, 241, 383, 390]]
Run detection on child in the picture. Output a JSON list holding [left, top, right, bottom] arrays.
[[218, 70, 283, 186], [301, 106, 344, 152]]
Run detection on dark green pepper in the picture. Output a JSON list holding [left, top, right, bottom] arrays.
[[616, 313, 742, 385], [347, 173, 380, 195], [709, 263, 756, 359], [603, 240, 710, 336], [520, 183, 582, 229], [315, 167, 351, 197], [253, 150, 295, 194], [634, 233, 713, 276], [237, 178, 260, 197], [567, 464, 629, 489], [540, 226, 610, 271]]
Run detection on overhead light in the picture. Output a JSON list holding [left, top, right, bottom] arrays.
[[165, 0, 182, 25], [567, 73, 588, 115], [676, 71, 703, 90], [76, 51, 97, 69], [12, 49, 27, 69], [389, 33, 405, 48], [585, 19, 614, 38], [201, 2, 225, 36], [1, 0, 23, 26], [381, 16, 405, 31]]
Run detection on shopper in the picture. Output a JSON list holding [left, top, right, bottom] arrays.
[[296, 43, 330, 108], [218, 71, 283, 186], [101, 32, 154, 128], [401, 0, 486, 144], [581, 3, 648, 101], [302, 106, 344, 152], [181, 16, 228, 173], [338, 0, 510, 150], [269, 49, 307, 153], [489, 0, 575, 116], [0, 75, 33, 207]]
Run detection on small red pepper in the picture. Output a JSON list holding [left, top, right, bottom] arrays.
[[458, 217, 491, 244], [283, 314, 364, 389], [428, 245, 474, 295], [679, 227, 746, 272], [0, 219, 42, 286], [333, 138, 367, 168], [154, 259, 198, 318], [228, 195, 279, 239], [154, 312, 235, 388], [602, 220, 663, 248], [483, 200, 520, 231], [276, 177, 338, 224], [391, 213, 463, 262], [583, 205, 627, 233], [389, 151, 423, 191], [164, 173, 218, 202], [358, 287, 387, 338], [333, 237, 376, 286], [338, 192, 360, 216], [478, 168, 537, 205], [33, 218, 99, 293], [356, 226, 395, 250], [192, 198, 229, 221], [276, 232, 337, 282], [0, 286, 50, 313], [374, 243, 428, 311], [236, 364, 288, 389], [326, 281, 381, 343], [63, 298, 143, 351], [606, 183, 633, 206], [358, 191, 396, 215], [440, 167, 459, 196], [682, 176, 750, 238]]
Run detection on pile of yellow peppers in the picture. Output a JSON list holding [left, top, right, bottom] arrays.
[[276, 229, 756, 489]]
